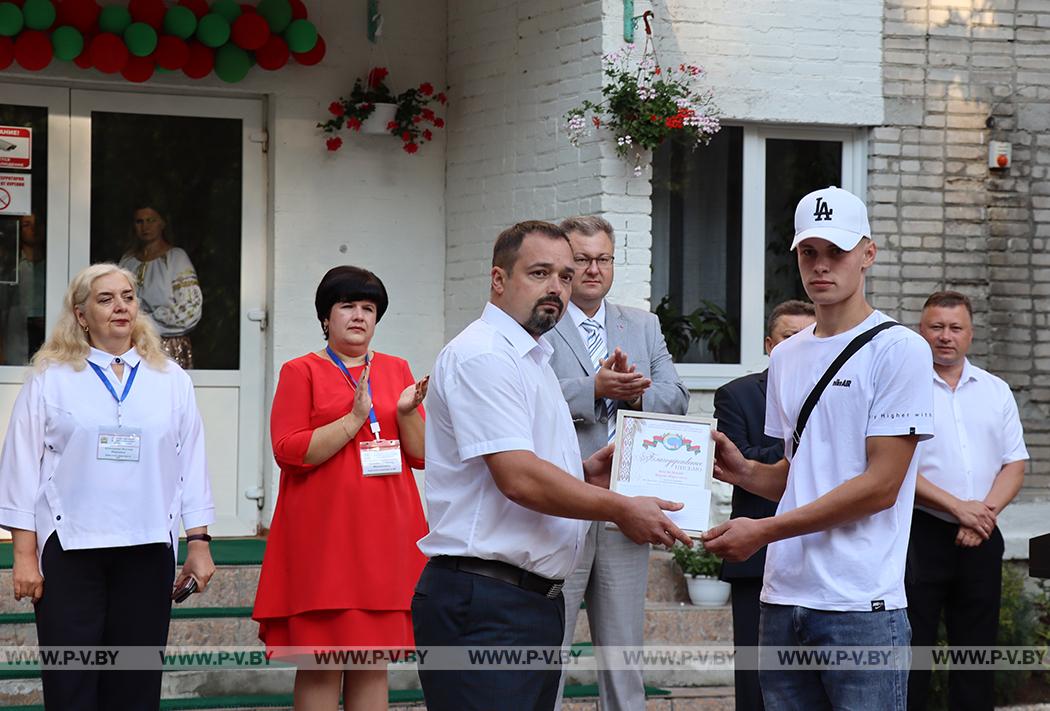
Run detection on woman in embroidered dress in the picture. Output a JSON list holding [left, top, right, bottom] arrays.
[[118, 203, 202, 369]]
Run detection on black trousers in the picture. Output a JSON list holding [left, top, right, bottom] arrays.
[[905, 510, 1004, 711], [411, 561, 566, 711], [34, 533, 175, 711], [729, 578, 765, 711]]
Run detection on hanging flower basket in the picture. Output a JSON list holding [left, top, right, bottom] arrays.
[[320, 66, 446, 154], [565, 25, 720, 175], [359, 102, 397, 134]]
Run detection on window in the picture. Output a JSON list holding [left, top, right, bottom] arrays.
[[651, 125, 866, 388]]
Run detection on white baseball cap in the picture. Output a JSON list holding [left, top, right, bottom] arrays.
[[791, 186, 871, 251]]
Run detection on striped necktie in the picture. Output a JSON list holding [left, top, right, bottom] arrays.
[[581, 319, 615, 441]]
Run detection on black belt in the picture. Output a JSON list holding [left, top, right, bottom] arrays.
[[429, 556, 564, 599]]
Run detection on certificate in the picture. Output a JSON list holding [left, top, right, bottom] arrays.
[[607, 410, 716, 537]]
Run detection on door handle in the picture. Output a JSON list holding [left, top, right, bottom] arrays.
[[246, 309, 267, 330]]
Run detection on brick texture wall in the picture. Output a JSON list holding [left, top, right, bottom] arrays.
[[870, 0, 1050, 499]]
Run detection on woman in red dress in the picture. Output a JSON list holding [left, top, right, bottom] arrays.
[[253, 266, 428, 710]]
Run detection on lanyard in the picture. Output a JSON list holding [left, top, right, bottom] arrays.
[[88, 360, 139, 427], [325, 346, 381, 440]]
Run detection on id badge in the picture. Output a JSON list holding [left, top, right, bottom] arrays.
[[360, 439, 403, 476], [97, 427, 142, 462]]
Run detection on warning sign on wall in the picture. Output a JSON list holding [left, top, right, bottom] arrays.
[[0, 127, 31, 170], [0, 173, 31, 216]]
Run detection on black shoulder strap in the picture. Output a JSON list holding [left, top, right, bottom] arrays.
[[791, 321, 900, 450]]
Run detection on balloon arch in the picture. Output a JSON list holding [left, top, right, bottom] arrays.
[[0, 0, 325, 83]]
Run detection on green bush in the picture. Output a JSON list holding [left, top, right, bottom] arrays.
[[671, 542, 721, 578]]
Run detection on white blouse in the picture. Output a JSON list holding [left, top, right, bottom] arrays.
[[119, 248, 203, 337], [0, 347, 214, 565]]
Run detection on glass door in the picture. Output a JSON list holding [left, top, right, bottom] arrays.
[[69, 90, 267, 536]]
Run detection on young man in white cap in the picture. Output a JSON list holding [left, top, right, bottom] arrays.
[[703, 186, 935, 710]]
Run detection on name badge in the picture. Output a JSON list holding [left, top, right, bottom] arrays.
[[97, 427, 142, 462], [360, 439, 403, 476]]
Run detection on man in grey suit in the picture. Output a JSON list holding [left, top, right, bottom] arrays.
[[548, 216, 690, 711]]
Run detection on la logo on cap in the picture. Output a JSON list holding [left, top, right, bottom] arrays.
[[791, 186, 871, 252]]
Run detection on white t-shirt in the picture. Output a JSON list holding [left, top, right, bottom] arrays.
[[761, 310, 935, 612]]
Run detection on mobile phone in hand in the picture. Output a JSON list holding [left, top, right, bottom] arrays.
[[171, 576, 198, 603]]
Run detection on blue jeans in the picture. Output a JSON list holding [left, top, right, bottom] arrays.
[[758, 603, 911, 711]]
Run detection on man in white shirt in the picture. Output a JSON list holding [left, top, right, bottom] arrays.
[[413, 220, 693, 711], [905, 290, 1028, 711], [703, 187, 934, 710], [546, 215, 690, 711]]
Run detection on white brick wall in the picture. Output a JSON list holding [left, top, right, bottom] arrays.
[[444, 0, 608, 339]]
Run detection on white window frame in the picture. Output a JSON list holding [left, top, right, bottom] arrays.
[[674, 123, 869, 391]]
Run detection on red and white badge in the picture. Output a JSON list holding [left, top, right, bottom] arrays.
[[360, 439, 403, 476]]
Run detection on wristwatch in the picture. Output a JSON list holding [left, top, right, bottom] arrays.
[[185, 533, 212, 543]]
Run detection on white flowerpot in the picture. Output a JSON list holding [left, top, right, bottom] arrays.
[[360, 102, 398, 134], [686, 576, 731, 607]]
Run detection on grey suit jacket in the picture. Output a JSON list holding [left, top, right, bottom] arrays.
[[545, 302, 691, 458]]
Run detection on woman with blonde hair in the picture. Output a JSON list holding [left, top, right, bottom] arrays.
[[0, 263, 215, 710]]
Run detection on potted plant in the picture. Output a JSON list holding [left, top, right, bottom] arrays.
[[671, 542, 730, 607], [565, 44, 720, 175], [654, 295, 739, 363], [320, 66, 446, 154]]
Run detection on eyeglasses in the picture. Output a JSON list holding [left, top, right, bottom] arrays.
[[574, 256, 614, 268]]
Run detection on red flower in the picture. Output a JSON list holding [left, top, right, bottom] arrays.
[[402, 132, 411, 141], [434, 118, 445, 128], [326, 136, 343, 151], [436, 92, 447, 104], [592, 116, 601, 128], [654, 66, 661, 75], [368, 66, 389, 89], [422, 129, 433, 141], [347, 117, 362, 131], [387, 121, 398, 130], [413, 116, 422, 124], [403, 142, 419, 154], [419, 82, 434, 95], [650, 114, 659, 122], [328, 101, 345, 117], [421, 108, 435, 120]]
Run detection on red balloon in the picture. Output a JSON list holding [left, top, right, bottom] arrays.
[[289, 0, 307, 20], [182, 41, 213, 79], [121, 54, 153, 82], [14, 30, 53, 71], [90, 32, 128, 73], [57, 0, 100, 34], [177, 0, 208, 20], [291, 33, 324, 66], [128, 0, 165, 28], [231, 12, 268, 50], [255, 33, 287, 70], [154, 34, 188, 70], [0, 37, 14, 70], [73, 48, 92, 68]]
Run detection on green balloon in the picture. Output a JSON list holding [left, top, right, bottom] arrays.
[[0, 3, 24, 37], [214, 44, 251, 83], [257, 0, 291, 33], [124, 22, 157, 57], [51, 25, 83, 60], [210, 0, 241, 23], [98, 5, 131, 34], [162, 6, 196, 40], [22, 0, 55, 31], [195, 13, 230, 48], [283, 19, 316, 54]]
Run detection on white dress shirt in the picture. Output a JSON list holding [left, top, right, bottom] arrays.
[[567, 299, 607, 343], [916, 359, 1028, 523], [0, 347, 214, 565], [418, 303, 587, 580]]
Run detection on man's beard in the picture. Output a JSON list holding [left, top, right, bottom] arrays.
[[522, 296, 564, 336]]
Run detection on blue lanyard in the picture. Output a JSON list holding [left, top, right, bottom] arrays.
[[325, 346, 381, 439], [88, 360, 139, 426]]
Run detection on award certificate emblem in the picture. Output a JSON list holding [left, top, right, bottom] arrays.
[[607, 410, 716, 537]]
